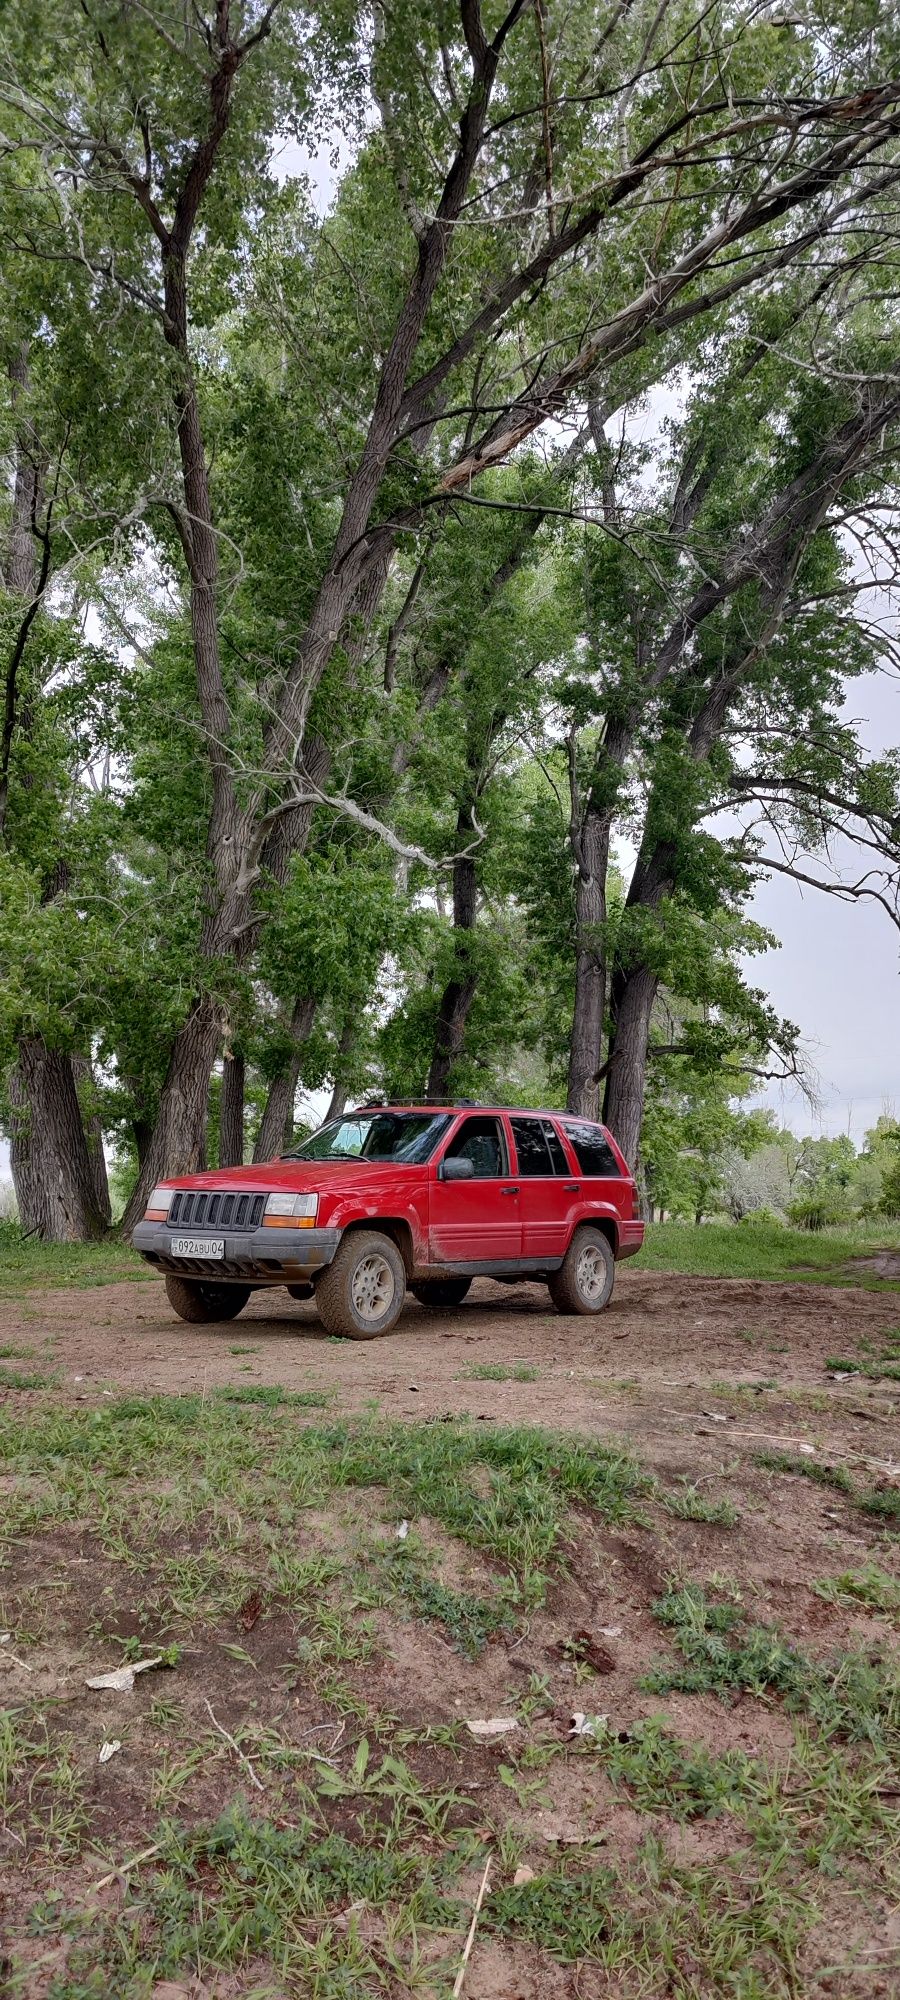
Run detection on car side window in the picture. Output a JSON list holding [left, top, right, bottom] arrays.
[[510, 1117, 554, 1176], [540, 1120, 570, 1174], [443, 1116, 506, 1178], [561, 1120, 621, 1176]]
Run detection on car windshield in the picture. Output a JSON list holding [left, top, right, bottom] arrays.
[[286, 1111, 451, 1164]]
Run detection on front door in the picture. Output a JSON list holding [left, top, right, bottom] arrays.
[[428, 1114, 522, 1265], [509, 1115, 577, 1261]]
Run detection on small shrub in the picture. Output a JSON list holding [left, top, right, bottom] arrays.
[[787, 1195, 851, 1232], [879, 1156, 900, 1219]]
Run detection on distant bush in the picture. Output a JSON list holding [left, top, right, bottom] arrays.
[[737, 1207, 783, 1228], [787, 1194, 851, 1232], [879, 1157, 900, 1220]]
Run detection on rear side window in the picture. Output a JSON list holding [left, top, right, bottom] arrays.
[[510, 1118, 554, 1176], [561, 1120, 621, 1176], [540, 1120, 570, 1174]]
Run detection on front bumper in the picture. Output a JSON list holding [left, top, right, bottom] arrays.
[[132, 1223, 341, 1284], [616, 1219, 645, 1262]]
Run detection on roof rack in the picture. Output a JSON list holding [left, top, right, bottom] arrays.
[[353, 1098, 481, 1110]]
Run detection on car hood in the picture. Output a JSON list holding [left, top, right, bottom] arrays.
[[162, 1159, 423, 1194]]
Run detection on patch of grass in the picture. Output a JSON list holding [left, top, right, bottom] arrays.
[[460, 1361, 539, 1382], [0, 1714, 91, 1859], [384, 1550, 514, 1657], [487, 1865, 616, 1960], [593, 1716, 756, 1819], [815, 1564, 900, 1624], [0, 1342, 33, 1359], [757, 1450, 900, 1532], [0, 1365, 56, 1390], [827, 1353, 900, 1382], [0, 1399, 647, 1595], [638, 1220, 900, 1288], [485, 1845, 810, 1991], [858, 1484, 900, 1525], [217, 1384, 331, 1408], [29, 1804, 462, 1995], [755, 1448, 855, 1494], [646, 1584, 898, 1749], [662, 1483, 739, 1526], [0, 1228, 151, 1294]]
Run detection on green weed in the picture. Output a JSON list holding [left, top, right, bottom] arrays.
[[646, 1585, 899, 1749], [385, 1552, 513, 1657], [0, 1366, 56, 1390], [460, 1362, 539, 1382], [814, 1564, 900, 1623], [755, 1449, 855, 1494], [662, 1483, 739, 1526], [593, 1717, 755, 1819]]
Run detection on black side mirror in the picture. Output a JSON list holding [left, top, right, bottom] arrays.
[[440, 1156, 476, 1181]]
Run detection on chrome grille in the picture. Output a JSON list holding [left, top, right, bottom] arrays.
[[168, 1190, 266, 1229]]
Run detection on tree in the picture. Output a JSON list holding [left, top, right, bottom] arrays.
[[5, 0, 900, 1234]]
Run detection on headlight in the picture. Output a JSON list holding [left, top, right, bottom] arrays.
[[145, 1186, 173, 1220], [263, 1191, 318, 1227]]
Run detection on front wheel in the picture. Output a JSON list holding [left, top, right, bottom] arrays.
[[410, 1277, 472, 1310], [315, 1231, 406, 1340], [548, 1228, 615, 1315], [164, 1275, 251, 1324]]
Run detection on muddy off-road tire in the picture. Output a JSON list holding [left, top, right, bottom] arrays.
[[410, 1277, 472, 1309], [547, 1227, 615, 1315], [315, 1230, 406, 1340], [164, 1275, 252, 1324]]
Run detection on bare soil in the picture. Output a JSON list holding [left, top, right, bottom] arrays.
[[4, 1264, 898, 1481]]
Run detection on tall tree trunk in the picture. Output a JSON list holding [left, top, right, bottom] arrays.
[[566, 807, 611, 1118], [9, 1039, 107, 1240], [602, 965, 659, 1171], [426, 806, 477, 1101], [120, 994, 224, 1233], [253, 995, 317, 1163], [324, 1015, 357, 1122], [3, 351, 107, 1239], [70, 1053, 111, 1227], [219, 1052, 245, 1167]]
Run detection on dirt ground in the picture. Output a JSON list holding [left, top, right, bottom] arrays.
[[1, 1267, 898, 1999], [4, 1264, 899, 1482]]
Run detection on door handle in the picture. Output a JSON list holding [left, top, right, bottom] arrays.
[[563, 1182, 580, 1192], [499, 1185, 519, 1196]]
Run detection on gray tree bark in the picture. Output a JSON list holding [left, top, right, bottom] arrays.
[[253, 995, 317, 1163], [219, 1052, 245, 1166]]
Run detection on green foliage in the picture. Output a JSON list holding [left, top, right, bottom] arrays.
[[647, 1586, 899, 1748], [787, 1193, 853, 1232]]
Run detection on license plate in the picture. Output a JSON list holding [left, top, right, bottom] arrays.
[[170, 1236, 225, 1259]]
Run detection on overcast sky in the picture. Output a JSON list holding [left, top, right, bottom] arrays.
[[742, 664, 899, 1142]]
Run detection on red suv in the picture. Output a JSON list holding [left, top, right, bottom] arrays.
[[132, 1104, 644, 1339]]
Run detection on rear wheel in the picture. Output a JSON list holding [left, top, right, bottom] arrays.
[[164, 1276, 251, 1324], [410, 1277, 472, 1309], [315, 1231, 406, 1340], [547, 1228, 615, 1315]]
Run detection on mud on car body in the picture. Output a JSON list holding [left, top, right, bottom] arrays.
[[132, 1103, 644, 1338]]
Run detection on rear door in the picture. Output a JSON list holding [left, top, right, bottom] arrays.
[[428, 1114, 522, 1265], [509, 1116, 577, 1261], [558, 1117, 626, 1225]]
